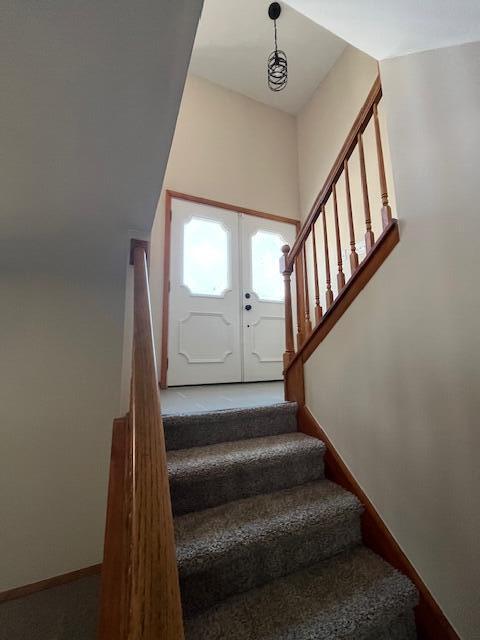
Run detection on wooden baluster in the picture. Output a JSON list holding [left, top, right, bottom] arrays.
[[344, 159, 359, 272], [321, 205, 334, 309], [311, 223, 323, 324], [280, 245, 295, 368], [373, 103, 392, 229], [358, 132, 375, 251], [332, 183, 346, 291], [303, 245, 313, 336], [295, 255, 305, 346]]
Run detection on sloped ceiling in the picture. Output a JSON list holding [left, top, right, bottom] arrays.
[[284, 0, 480, 60], [0, 0, 202, 266], [190, 0, 347, 114]]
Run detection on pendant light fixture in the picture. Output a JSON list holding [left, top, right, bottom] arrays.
[[267, 2, 288, 92]]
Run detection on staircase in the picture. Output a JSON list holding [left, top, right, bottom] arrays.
[[163, 402, 418, 639]]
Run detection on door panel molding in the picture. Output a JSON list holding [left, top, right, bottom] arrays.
[[241, 214, 296, 381], [251, 315, 285, 363], [178, 312, 234, 364], [180, 284, 233, 299], [161, 190, 299, 388]]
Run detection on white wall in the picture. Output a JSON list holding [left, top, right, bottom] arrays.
[[149, 74, 300, 372], [0, 0, 202, 591], [304, 40, 480, 639]]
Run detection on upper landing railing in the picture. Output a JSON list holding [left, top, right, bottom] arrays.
[[280, 76, 399, 369]]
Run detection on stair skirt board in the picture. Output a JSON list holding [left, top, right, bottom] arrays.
[[166, 402, 420, 639], [297, 405, 459, 640]]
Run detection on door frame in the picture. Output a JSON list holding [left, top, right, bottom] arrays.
[[160, 189, 300, 389]]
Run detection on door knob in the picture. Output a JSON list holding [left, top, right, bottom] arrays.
[[245, 293, 251, 299], [245, 304, 252, 311]]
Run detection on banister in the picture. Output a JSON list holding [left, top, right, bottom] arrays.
[[129, 245, 184, 639], [99, 242, 184, 640], [281, 74, 399, 392], [287, 75, 382, 268]]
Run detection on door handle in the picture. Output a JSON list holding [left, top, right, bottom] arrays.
[[245, 304, 252, 311]]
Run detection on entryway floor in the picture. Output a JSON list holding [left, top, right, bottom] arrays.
[[161, 381, 284, 415]]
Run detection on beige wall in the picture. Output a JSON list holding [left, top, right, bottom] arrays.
[[297, 46, 379, 219], [304, 40, 480, 639], [149, 74, 300, 369], [0, 0, 203, 591], [0, 236, 127, 591]]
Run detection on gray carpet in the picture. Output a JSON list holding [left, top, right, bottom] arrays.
[[169, 402, 419, 639], [0, 575, 100, 640], [184, 548, 418, 640], [169, 432, 326, 515], [176, 480, 363, 615], [163, 401, 298, 450], [2, 401, 418, 639]]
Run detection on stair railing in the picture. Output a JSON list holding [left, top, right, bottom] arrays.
[[281, 76, 399, 381], [98, 241, 184, 640]]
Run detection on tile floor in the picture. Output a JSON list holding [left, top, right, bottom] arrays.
[[161, 381, 284, 415]]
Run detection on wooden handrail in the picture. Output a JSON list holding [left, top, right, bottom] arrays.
[[281, 75, 397, 376], [99, 242, 184, 640], [287, 76, 382, 268]]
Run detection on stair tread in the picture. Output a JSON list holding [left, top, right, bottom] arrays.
[[163, 402, 298, 448], [184, 547, 419, 640], [176, 479, 362, 573], [168, 433, 325, 515], [168, 432, 325, 479]]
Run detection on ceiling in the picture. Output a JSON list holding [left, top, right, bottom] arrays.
[[0, 0, 202, 270], [283, 0, 480, 60], [189, 0, 347, 114]]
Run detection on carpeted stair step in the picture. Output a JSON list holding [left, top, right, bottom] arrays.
[[163, 402, 297, 451], [168, 433, 325, 515], [184, 546, 419, 640], [176, 479, 363, 615]]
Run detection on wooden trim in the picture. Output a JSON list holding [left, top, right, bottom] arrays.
[[0, 564, 101, 604], [294, 252, 307, 346], [98, 416, 131, 639], [280, 245, 295, 368], [129, 245, 184, 639], [286, 219, 400, 373], [283, 356, 305, 406], [166, 190, 301, 228], [160, 191, 173, 389], [160, 189, 300, 388], [130, 239, 149, 267], [288, 76, 382, 266], [298, 406, 460, 640]]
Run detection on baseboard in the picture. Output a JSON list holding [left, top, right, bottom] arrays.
[[298, 405, 460, 640], [0, 564, 101, 604]]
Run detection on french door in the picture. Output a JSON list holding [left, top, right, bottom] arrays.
[[167, 197, 296, 386]]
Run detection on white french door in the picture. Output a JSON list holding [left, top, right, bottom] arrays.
[[241, 214, 296, 381], [167, 198, 296, 387]]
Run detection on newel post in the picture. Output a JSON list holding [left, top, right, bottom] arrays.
[[129, 238, 149, 266], [280, 245, 295, 369]]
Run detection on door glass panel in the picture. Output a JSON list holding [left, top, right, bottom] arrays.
[[183, 217, 229, 296], [251, 231, 285, 302]]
